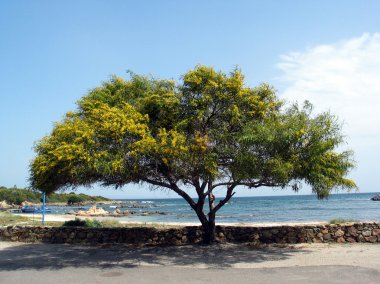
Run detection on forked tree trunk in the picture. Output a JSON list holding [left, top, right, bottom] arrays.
[[195, 208, 217, 244], [202, 214, 216, 244]]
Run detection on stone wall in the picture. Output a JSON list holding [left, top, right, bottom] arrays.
[[1, 222, 380, 246]]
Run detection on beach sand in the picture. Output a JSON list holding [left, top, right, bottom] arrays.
[[15, 212, 328, 227]]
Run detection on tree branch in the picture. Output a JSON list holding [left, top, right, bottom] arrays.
[[141, 178, 173, 190], [211, 182, 237, 214], [240, 181, 281, 188], [207, 179, 215, 213], [200, 180, 208, 192], [211, 180, 280, 190], [142, 177, 197, 209], [191, 176, 203, 196], [211, 182, 233, 190]]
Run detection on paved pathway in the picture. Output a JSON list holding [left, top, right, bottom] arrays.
[[1, 242, 379, 283]]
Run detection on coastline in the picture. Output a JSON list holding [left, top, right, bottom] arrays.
[[5, 192, 379, 226], [14, 213, 329, 227]]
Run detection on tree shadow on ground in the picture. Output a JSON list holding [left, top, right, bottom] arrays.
[[0, 242, 311, 271]]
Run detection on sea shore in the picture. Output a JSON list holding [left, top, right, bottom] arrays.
[[15, 212, 329, 227]]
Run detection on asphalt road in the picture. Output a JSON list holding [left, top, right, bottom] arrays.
[[1, 242, 380, 283]]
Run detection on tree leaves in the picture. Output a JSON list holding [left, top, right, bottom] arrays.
[[30, 66, 356, 200]]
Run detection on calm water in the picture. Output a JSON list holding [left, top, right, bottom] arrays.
[[43, 192, 380, 223]]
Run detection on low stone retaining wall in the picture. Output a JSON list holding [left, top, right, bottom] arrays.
[[1, 222, 380, 245]]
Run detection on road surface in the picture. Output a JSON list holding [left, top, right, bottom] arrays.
[[1, 242, 379, 283]]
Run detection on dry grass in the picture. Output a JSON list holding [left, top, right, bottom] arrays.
[[0, 212, 30, 226], [0, 212, 64, 227]]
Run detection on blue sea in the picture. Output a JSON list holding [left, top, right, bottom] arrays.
[[44, 192, 380, 224]]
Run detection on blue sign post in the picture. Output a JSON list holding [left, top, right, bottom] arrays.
[[42, 192, 46, 225]]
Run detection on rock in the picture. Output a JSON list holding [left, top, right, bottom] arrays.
[[335, 229, 345, 237], [288, 237, 298, 243], [321, 229, 329, 234], [358, 235, 365, 242], [371, 194, 380, 201], [347, 226, 358, 237], [2, 223, 380, 246], [337, 237, 345, 243], [112, 209, 121, 215], [365, 236, 378, 243], [261, 230, 272, 238], [181, 236, 188, 242], [362, 230, 372, 237], [76, 206, 110, 216], [21, 201, 38, 206], [323, 233, 332, 240], [346, 237, 357, 243], [0, 200, 12, 209]]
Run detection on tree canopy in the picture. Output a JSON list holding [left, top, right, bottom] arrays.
[[30, 66, 356, 243]]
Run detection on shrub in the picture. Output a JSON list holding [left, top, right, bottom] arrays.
[[329, 218, 357, 224], [84, 219, 103, 228], [62, 218, 103, 228], [63, 218, 86, 227]]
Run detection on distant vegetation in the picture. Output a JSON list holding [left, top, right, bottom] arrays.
[[0, 186, 110, 205]]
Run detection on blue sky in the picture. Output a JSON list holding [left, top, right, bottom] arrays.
[[1, 0, 380, 199]]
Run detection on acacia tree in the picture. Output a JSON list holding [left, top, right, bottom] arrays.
[[30, 66, 356, 243]]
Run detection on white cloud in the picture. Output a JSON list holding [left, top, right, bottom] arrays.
[[277, 33, 380, 147]]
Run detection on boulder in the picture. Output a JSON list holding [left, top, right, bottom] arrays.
[[21, 201, 40, 207], [76, 206, 110, 216], [371, 194, 380, 201], [112, 209, 130, 215], [113, 209, 122, 215], [0, 200, 12, 209]]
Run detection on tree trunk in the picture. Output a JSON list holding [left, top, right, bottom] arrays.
[[201, 181, 217, 244], [202, 214, 216, 244], [194, 208, 216, 244]]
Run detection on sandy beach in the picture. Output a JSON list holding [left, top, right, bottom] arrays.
[[15, 212, 329, 227]]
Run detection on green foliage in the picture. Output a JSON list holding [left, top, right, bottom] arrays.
[[236, 102, 356, 199], [67, 194, 85, 205], [62, 218, 87, 227], [29, 65, 356, 238], [80, 219, 103, 228], [0, 186, 110, 205], [63, 218, 103, 228], [30, 65, 355, 198], [329, 218, 357, 224], [0, 187, 40, 205]]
